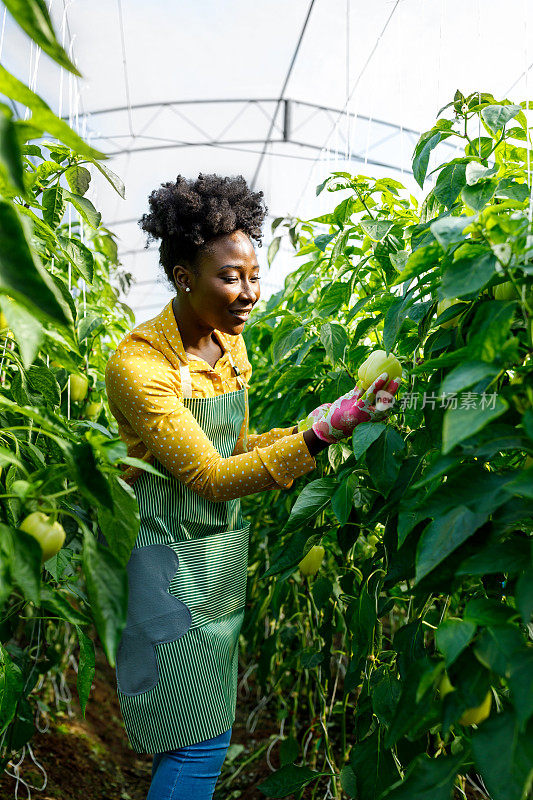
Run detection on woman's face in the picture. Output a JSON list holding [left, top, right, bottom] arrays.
[[173, 230, 261, 334]]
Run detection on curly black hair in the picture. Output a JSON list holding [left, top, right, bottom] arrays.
[[138, 173, 268, 286]]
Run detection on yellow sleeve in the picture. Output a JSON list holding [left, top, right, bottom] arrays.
[[105, 346, 316, 503], [231, 335, 296, 456]]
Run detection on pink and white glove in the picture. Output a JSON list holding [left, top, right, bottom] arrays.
[[297, 402, 332, 433], [299, 372, 402, 444]]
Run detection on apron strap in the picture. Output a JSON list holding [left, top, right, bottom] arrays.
[[179, 351, 245, 399], [179, 363, 193, 399]]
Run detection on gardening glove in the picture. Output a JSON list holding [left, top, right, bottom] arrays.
[[296, 402, 332, 433], [309, 372, 402, 444]]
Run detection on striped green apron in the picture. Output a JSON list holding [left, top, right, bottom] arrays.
[[115, 356, 250, 754]]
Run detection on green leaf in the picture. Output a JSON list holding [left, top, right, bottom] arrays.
[[313, 233, 336, 251], [0, 294, 43, 368], [3, 0, 81, 75], [440, 361, 500, 395], [65, 164, 91, 195], [39, 585, 92, 626], [465, 162, 499, 185], [429, 215, 475, 249], [433, 162, 467, 209], [0, 642, 23, 734], [352, 421, 387, 460], [435, 618, 476, 666], [481, 104, 522, 134], [340, 765, 357, 798], [472, 710, 533, 800], [263, 529, 321, 579], [502, 468, 533, 500], [456, 536, 530, 576], [382, 753, 463, 800], [82, 531, 128, 668], [516, 567, 533, 623], [366, 427, 406, 498], [116, 458, 173, 478], [9, 526, 41, 605], [508, 651, 533, 727], [11, 364, 61, 409], [318, 281, 350, 316], [371, 666, 402, 726], [75, 625, 95, 718], [413, 132, 444, 188], [96, 477, 140, 568], [283, 477, 337, 533], [415, 505, 487, 583], [312, 576, 332, 610], [468, 301, 516, 363], [0, 199, 71, 325], [351, 728, 401, 800], [0, 112, 25, 193], [88, 159, 125, 198], [66, 440, 114, 511], [331, 473, 358, 525], [267, 235, 281, 266], [258, 764, 323, 797], [272, 321, 305, 364], [495, 178, 530, 202], [41, 184, 65, 228], [320, 321, 348, 365], [474, 625, 524, 677], [441, 251, 498, 298], [58, 236, 94, 284], [359, 219, 394, 241], [461, 180, 496, 211], [77, 312, 103, 342], [383, 290, 416, 352], [389, 250, 408, 272], [279, 736, 299, 767], [464, 598, 518, 626], [62, 189, 101, 229], [0, 64, 105, 160], [442, 396, 508, 454]]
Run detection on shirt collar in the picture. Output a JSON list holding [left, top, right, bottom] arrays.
[[156, 299, 235, 366]]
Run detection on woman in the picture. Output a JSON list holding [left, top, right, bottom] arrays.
[[105, 173, 401, 800]]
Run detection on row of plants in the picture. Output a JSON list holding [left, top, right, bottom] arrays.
[[0, 0, 141, 777], [240, 90, 533, 800]]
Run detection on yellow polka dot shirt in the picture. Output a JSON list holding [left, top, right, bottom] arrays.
[[104, 299, 317, 502]]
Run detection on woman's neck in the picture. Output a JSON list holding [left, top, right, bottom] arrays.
[[172, 295, 221, 356]]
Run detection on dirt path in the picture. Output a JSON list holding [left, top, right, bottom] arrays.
[[0, 641, 282, 800]]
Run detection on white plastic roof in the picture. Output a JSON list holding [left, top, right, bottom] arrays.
[[4, 0, 532, 321]]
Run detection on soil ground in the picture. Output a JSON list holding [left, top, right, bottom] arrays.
[[0, 643, 488, 800], [0, 642, 282, 800]]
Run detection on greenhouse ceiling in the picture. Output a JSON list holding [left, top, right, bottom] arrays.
[[3, 0, 532, 322]]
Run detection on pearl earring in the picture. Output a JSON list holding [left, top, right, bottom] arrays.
[[185, 287, 190, 293]]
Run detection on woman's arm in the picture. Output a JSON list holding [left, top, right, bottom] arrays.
[[105, 347, 319, 503]]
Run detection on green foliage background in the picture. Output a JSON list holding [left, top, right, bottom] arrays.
[[242, 90, 533, 800]]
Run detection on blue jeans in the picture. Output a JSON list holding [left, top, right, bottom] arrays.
[[147, 729, 232, 800]]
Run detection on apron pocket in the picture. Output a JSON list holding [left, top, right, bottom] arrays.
[[167, 523, 250, 628], [116, 544, 192, 696]]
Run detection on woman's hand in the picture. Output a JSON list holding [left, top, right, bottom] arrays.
[[296, 402, 332, 434], [303, 372, 402, 445]]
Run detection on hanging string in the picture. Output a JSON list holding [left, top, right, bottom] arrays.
[[0, 7, 7, 61], [23, 42, 35, 120], [295, 0, 401, 215], [58, 1, 71, 120], [345, 0, 351, 167], [363, 85, 375, 170]]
